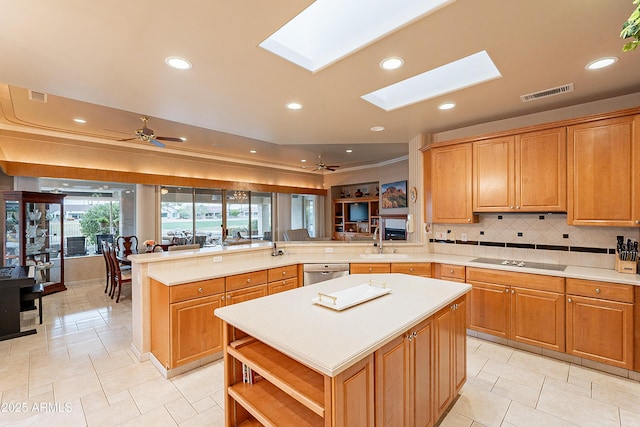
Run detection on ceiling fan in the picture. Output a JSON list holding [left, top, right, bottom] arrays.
[[311, 155, 340, 172], [117, 116, 184, 148]]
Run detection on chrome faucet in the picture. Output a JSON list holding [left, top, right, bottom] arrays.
[[373, 224, 383, 254]]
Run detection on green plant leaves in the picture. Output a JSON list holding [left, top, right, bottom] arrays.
[[621, 0, 640, 51]]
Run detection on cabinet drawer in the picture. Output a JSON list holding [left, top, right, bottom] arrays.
[[351, 263, 391, 274], [226, 270, 268, 292], [267, 264, 298, 282], [170, 278, 225, 303], [440, 264, 466, 281], [467, 267, 564, 293], [566, 278, 634, 303], [390, 262, 432, 276], [268, 277, 299, 294]]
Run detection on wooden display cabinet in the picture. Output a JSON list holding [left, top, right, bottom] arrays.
[[1, 191, 66, 295]]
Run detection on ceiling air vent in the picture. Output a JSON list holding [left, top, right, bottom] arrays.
[[28, 90, 48, 103], [520, 83, 574, 102]]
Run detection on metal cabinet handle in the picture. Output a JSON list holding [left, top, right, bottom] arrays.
[[595, 288, 601, 294], [221, 296, 225, 300], [247, 278, 252, 283], [410, 267, 414, 272], [510, 206, 514, 210], [467, 218, 471, 222], [198, 287, 203, 293], [282, 271, 286, 276], [636, 220, 640, 224], [505, 288, 510, 293], [567, 298, 573, 303], [369, 268, 373, 272], [449, 269, 454, 274], [511, 289, 515, 294]]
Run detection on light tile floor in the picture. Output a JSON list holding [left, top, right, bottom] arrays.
[[1, 279, 639, 426]]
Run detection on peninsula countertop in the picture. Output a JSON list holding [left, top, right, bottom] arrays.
[[214, 273, 471, 376]]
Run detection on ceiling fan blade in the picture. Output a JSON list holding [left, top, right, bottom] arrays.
[[156, 136, 184, 142], [326, 165, 340, 168], [150, 138, 166, 148]]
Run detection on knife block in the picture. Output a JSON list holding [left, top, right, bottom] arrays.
[[615, 252, 637, 274]]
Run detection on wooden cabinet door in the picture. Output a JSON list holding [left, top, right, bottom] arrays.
[[453, 297, 467, 394], [431, 143, 477, 223], [350, 263, 391, 274], [434, 305, 453, 420], [566, 295, 634, 369], [171, 294, 224, 367], [467, 281, 509, 339], [333, 354, 375, 427], [473, 136, 515, 212], [225, 284, 268, 306], [410, 318, 434, 427], [567, 115, 640, 226], [511, 287, 565, 352], [516, 127, 567, 212], [375, 335, 408, 427], [268, 277, 298, 295]]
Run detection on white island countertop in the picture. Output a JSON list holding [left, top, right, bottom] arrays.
[[214, 273, 471, 377]]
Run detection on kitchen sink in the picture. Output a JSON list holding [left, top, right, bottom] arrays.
[[471, 257, 567, 272], [359, 253, 409, 260]]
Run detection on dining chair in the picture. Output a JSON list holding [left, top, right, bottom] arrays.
[[101, 240, 113, 295], [106, 242, 132, 303], [116, 235, 139, 257]]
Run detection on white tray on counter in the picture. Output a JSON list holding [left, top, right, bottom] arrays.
[[312, 281, 391, 311]]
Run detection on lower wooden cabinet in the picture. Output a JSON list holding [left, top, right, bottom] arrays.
[[225, 284, 268, 306], [434, 296, 466, 421], [391, 262, 432, 277], [466, 268, 565, 352], [375, 317, 434, 427], [333, 355, 375, 427], [566, 278, 634, 369], [267, 277, 298, 294], [150, 277, 225, 369], [434, 264, 466, 283], [351, 263, 391, 274]]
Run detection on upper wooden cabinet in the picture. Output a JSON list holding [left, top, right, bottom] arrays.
[[430, 143, 477, 223], [567, 115, 640, 226], [473, 128, 566, 212]]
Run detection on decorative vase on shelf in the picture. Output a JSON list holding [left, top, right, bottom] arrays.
[[355, 189, 363, 198]]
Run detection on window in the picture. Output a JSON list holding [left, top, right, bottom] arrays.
[[291, 194, 319, 237], [161, 187, 273, 246], [38, 179, 136, 255]]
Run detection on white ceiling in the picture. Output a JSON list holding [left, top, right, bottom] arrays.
[[1, 0, 639, 172]]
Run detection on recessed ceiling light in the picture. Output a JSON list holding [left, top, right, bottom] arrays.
[[286, 102, 303, 110], [165, 56, 192, 70], [346, 149, 353, 153], [585, 57, 618, 70], [260, 0, 455, 72], [362, 50, 501, 111], [438, 102, 456, 110], [380, 57, 404, 70], [73, 118, 86, 123], [370, 126, 386, 132], [250, 150, 257, 154], [301, 159, 307, 162]]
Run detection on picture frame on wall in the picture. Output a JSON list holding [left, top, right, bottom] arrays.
[[380, 180, 408, 209]]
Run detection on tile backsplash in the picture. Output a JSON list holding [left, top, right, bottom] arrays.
[[431, 213, 640, 270]]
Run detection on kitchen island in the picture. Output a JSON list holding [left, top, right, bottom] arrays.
[[215, 273, 471, 426]]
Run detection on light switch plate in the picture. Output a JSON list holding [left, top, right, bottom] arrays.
[[325, 247, 334, 253]]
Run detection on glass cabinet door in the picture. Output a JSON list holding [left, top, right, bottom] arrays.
[[25, 201, 62, 285], [4, 200, 20, 267]]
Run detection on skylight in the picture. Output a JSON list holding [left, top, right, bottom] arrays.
[[361, 51, 502, 111], [259, 0, 456, 73]]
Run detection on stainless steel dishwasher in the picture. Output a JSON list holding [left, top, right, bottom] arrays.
[[303, 263, 350, 285]]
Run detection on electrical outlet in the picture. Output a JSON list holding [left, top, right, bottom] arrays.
[[435, 231, 446, 240], [213, 256, 223, 263], [324, 247, 334, 253], [461, 233, 467, 242]]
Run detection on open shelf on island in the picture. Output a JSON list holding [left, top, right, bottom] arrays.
[[228, 338, 325, 417]]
